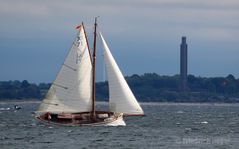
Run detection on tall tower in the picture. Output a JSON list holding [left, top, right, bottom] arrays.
[[180, 36, 188, 91]]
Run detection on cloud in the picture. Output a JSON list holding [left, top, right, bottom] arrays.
[[0, 0, 238, 82], [0, 1, 49, 16], [0, 0, 238, 41]]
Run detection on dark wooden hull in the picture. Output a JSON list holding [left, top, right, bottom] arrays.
[[36, 111, 124, 126]]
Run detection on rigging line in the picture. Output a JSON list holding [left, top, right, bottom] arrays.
[[102, 53, 106, 82], [63, 63, 77, 71], [83, 25, 93, 30], [52, 83, 68, 90]]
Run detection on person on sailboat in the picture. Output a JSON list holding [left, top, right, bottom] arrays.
[[47, 112, 51, 120]]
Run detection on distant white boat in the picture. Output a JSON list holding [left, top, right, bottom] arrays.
[[14, 105, 22, 110], [35, 18, 144, 126], [0, 107, 10, 111]]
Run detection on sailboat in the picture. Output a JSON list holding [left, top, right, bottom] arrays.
[[35, 18, 144, 126]]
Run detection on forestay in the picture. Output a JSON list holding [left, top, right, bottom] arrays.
[[99, 33, 144, 115], [38, 26, 92, 113]]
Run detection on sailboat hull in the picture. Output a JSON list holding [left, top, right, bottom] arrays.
[[36, 111, 125, 126]]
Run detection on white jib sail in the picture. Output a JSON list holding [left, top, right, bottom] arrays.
[[99, 33, 144, 115], [38, 26, 92, 113]]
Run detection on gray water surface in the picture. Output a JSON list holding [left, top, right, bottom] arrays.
[[0, 101, 239, 149]]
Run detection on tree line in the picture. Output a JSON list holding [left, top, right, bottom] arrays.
[[0, 80, 50, 100], [0, 73, 239, 102], [96, 73, 239, 102]]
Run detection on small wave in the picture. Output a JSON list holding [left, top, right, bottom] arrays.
[[67, 130, 72, 133], [194, 121, 209, 124], [176, 110, 184, 114], [39, 141, 54, 144], [31, 123, 37, 126], [95, 139, 104, 142], [18, 124, 27, 127], [201, 121, 208, 124], [184, 128, 193, 134], [100, 131, 110, 135], [0, 136, 9, 140], [185, 128, 192, 131], [14, 137, 25, 140]]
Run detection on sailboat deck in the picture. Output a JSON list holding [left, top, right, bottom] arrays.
[[36, 111, 121, 126]]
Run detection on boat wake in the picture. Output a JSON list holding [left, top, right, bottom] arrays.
[[105, 117, 126, 126]]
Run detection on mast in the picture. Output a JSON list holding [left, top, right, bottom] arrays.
[[91, 17, 97, 118]]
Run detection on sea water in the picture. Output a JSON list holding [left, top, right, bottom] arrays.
[[0, 101, 239, 149]]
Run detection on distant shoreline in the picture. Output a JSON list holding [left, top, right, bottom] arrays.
[[1, 74, 239, 103], [140, 102, 239, 106], [1, 99, 239, 106]]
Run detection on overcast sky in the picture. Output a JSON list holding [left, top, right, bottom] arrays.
[[0, 0, 238, 83]]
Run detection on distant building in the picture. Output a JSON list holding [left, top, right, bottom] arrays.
[[180, 36, 188, 91]]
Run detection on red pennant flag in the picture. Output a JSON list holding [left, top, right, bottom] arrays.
[[75, 25, 81, 30]]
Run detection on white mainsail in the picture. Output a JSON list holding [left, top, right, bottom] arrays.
[[38, 26, 92, 113], [99, 33, 144, 115]]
